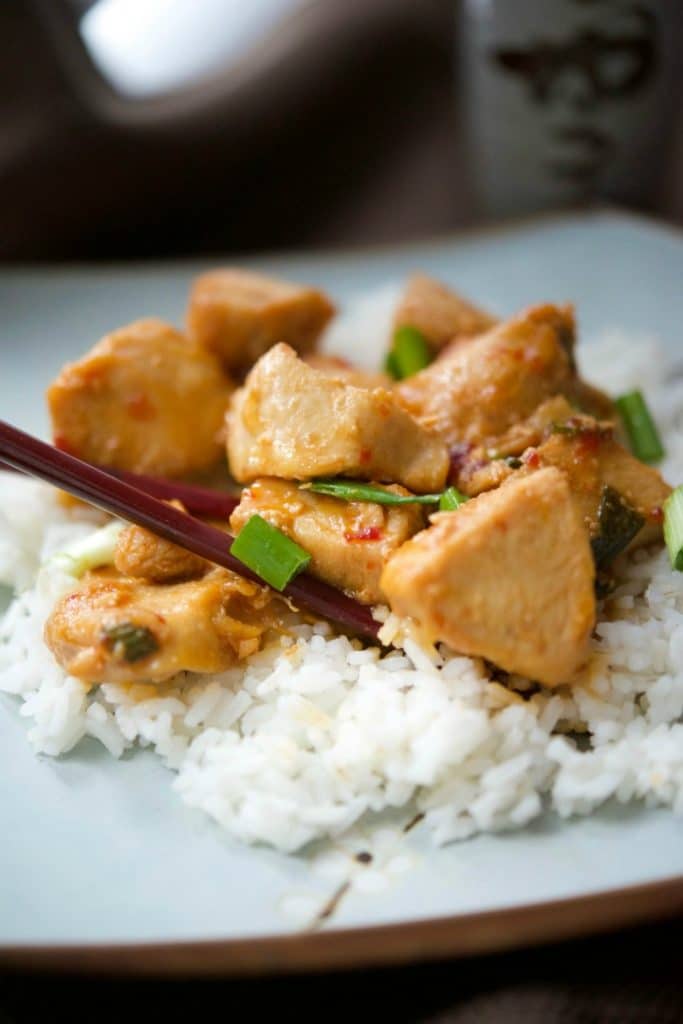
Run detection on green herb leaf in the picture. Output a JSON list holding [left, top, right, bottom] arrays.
[[438, 486, 469, 511], [590, 485, 645, 568], [102, 622, 159, 663], [230, 514, 311, 591], [306, 480, 442, 506], [615, 390, 665, 464], [663, 485, 683, 572], [387, 326, 432, 380]]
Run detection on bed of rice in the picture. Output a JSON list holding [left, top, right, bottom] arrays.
[[1, 291, 682, 854]]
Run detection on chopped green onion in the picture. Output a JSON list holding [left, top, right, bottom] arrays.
[[384, 350, 401, 381], [102, 622, 159, 663], [306, 480, 442, 506], [47, 520, 124, 578], [615, 390, 664, 464], [590, 485, 644, 568], [663, 485, 683, 571], [230, 514, 311, 591], [387, 326, 432, 379], [439, 486, 469, 511]]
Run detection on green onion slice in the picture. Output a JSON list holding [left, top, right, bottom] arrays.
[[439, 486, 469, 511], [230, 514, 311, 591], [387, 326, 432, 380], [305, 479, 470, 511], [47, 520, 124, 578], [102, 622, 159, 663], [384, 350, 401, 381], [306, 480, 442, 506], [615, 390, 665, 464], [663, 485, 683, 571]]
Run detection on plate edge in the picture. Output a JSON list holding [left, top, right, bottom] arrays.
[[2, 872, 682, 977]]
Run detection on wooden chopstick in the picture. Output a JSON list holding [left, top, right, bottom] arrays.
[[0, 420, 379, 641], [0, 458, 239, 519]]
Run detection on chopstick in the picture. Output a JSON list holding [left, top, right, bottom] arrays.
[[87, 467, 240, 519], [0, 421, 380, 642], [0, 458, 239, 519]]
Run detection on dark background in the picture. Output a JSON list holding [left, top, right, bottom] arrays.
[[1, 0, 681, 263]]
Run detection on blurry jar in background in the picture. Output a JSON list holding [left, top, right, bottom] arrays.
[[458, 0, 682, 219]]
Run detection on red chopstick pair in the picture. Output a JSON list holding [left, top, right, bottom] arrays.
[[0, 421, 380, 642]]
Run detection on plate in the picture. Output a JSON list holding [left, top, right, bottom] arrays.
[[1, 209, 682, 975]]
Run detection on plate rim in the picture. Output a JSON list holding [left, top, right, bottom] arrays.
[[2, 206, 682, 975], [2, 873, 682, 976], [0, 206, 679, 277]]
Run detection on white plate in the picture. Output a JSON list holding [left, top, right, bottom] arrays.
[[1, 210, 682, 974]]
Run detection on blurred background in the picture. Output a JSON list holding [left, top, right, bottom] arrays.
[[1, 0, 681, 263]]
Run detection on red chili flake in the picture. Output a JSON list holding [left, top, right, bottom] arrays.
[[649, 505, 664, 523], [344, 526, 382, 542], [54, 434, 77, 456], [359, 448, 373, 465], [575, 430, 601, 457], [125, 393, 155, 421], [522, 448, 540, 468]]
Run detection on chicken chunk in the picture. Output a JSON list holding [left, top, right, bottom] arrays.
[[114, 521, 208, 582], [47, 319, 232, 478], [454, 400, 669, 551], [393, 273, 496, 352], [303, 353, 390, 390], [187, 268, 335, 374], [532, 426, 671, 549], [455, 396, 578, 496], [230, 478, 424, 604], [227, 343, 449, 492], [381, 468, 596, 686], [396, 304, 576, 449], [45, 567, 278, 684]]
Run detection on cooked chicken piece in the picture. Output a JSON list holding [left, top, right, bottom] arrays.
[[532, 426, 671, 549], [456, 396, 578, 496], [187, 268, 335, 374], [396, 305, 577, 449], [231, 478, 424, 604], [45, 567, 279, 685], [454, 398, 669, 550], [227, 343, 449, 493], [570, 379, 616, 421], [393, 273, 496, 352], [47, 319, 232, 478], [304, 353, 390, 390], [381, 468, 596, 687], [114, 521, 208, 583], [483, 395, 578, 460], [426, 298, 613, 420]]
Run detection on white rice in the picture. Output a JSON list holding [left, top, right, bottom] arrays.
[[1, 294, 683, 854]]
